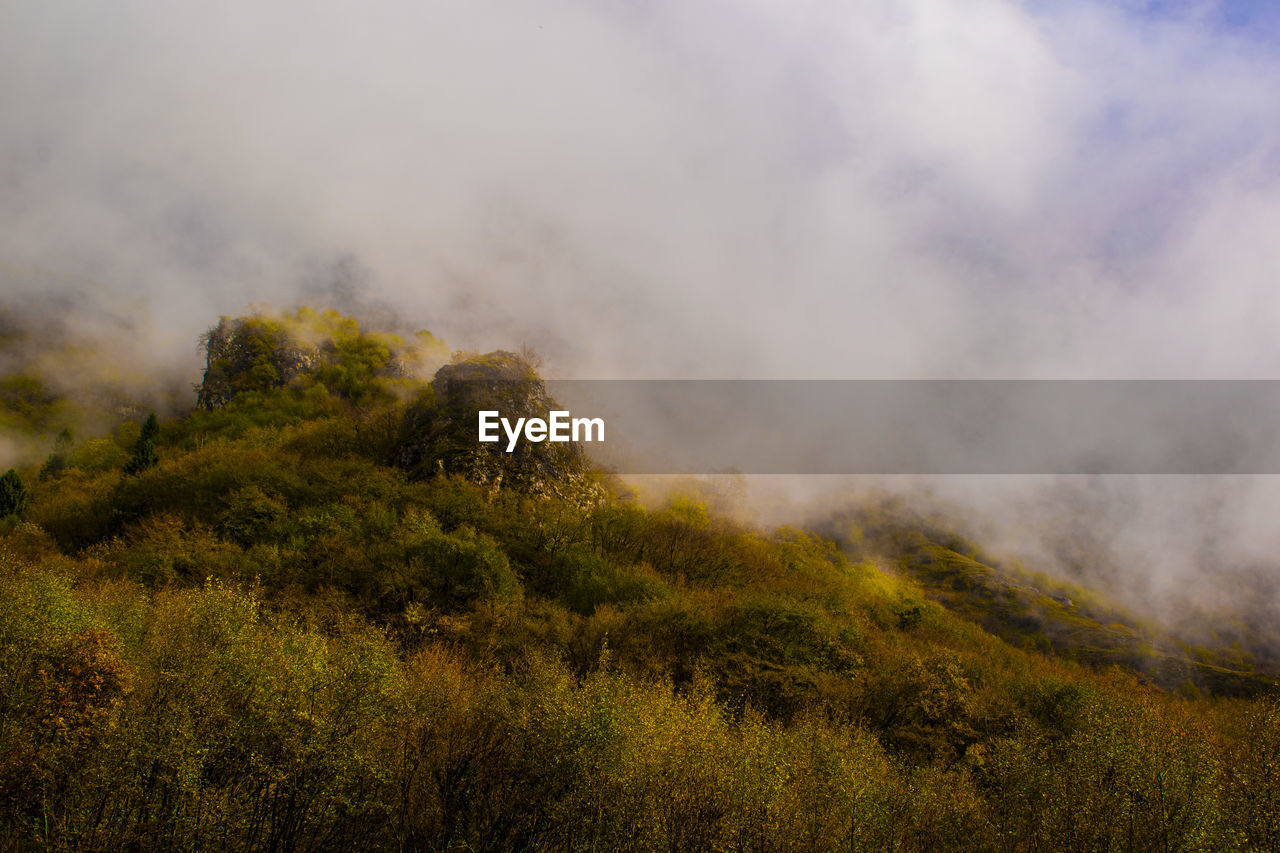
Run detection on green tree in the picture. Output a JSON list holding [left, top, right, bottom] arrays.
[[123, 413, 160, 475], [0, 468, 30, 518], [39, 427, 74, 480]]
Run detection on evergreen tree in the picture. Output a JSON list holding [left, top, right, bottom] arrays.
[[39, 427, 74, 481], [123, 413, 160, 475], [0, 469, 30, 518]]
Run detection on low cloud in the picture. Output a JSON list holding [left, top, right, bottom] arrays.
[[3, 0, 1279, 378]]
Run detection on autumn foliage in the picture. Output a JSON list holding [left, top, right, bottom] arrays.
[[0, 310, 1276, 851]]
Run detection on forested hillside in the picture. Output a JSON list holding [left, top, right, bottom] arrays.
[[1, 309, 1278, 852]]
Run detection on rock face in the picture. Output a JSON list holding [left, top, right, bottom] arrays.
[[196, 317, 318, 409], [395, 351, 605, 504], [194, 312, 448, 409]]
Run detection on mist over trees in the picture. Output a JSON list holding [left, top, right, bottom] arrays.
[[0, 309, 1275, 851], [4, 1, 1280, 848]]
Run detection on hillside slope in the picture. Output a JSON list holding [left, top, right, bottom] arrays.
[[817, 501, 1279, 698], [0, 308, 1277, 852]]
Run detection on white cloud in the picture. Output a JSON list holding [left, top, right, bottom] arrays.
[[4, 0, 1280, 379]]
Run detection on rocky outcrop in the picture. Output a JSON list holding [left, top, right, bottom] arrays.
[[194, 312, 447, 409], [196, 317, 318, 409], [395, 351, 606, 505]]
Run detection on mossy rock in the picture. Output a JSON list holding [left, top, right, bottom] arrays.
[[196, 317, 319, 408], [394, 351, 605, 505]]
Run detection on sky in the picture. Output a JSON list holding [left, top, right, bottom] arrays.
[[1141, 0, 1280, 33], [4, 0, 1280, 381]]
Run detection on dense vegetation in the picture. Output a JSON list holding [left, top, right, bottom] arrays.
[[815, 500, 1280, 699], [1, 308, 1278, 852]]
